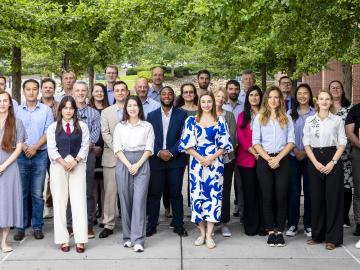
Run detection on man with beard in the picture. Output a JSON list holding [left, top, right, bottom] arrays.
[[223, 79, 243, 120], [148, 66, 165, 102], [146, 86, 188, 237], [197, 70, 211, 96]]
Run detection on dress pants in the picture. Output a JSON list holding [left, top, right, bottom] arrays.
[[67, 151, 96, 228], [352, 147, 360, 224], [344, 187, 352, 224], [233, 166, 244, 218], [256, 155, 290, 232], [221, 160, 235, 223], [239, 165, 263, 235], [308, 147, 343, 246], [116, 151, 150, 246], [101, 167, 117, 229], [147, 166, 185, 230], [50, 160, 88, 244]]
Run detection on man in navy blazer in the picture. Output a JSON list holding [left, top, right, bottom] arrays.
[[146, 86, 188, 237]]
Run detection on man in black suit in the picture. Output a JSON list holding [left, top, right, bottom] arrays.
[[279, 75, 295, 111], [146, 86, 188, 237]]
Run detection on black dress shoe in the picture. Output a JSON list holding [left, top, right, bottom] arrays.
[[99, 223, 104, 228], [34, 230, 44, 240], [13, 230, 25, 241], [146, 227, 157, 237], [353, 224, 360, 236], [99, 228, 113, 239], [173, 226, 188, 237]]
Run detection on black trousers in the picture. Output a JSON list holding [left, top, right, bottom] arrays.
[[239, 165, 264, 235], [256, 155, 290, 232], [308, 147, 344, 246], [221, 160, 235, 223], [344, 187, 352, 224], [146, 166, 185, 230]]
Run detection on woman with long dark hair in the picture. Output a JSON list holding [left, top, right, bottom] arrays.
[[286, 84, 315, 238], [304, 90, 346, 250], [0, 92, 25, 253], [176, 83, 198, 116], [253, 86, 295, 247], [47, 96, 90, 253], [237, 85, 264, 236], [179, 92, 233, 249], [113, 95, 154, 252], [328, 80, 353, 228]]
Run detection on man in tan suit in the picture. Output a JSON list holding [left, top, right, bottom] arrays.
[[99, 81, 129, 238]]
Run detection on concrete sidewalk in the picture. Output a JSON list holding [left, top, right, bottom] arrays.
[[1, 217, 360, 270]]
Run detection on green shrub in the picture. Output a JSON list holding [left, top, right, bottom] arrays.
[[126, 68, 138, 76], [138, 70, 151, 80]]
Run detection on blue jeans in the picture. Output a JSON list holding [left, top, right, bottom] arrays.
[[288, 155, 311, 229], [17, 150, 48, 231]]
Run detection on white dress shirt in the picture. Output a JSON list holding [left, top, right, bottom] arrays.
[[161, 107, 172, 149], [113, 120, 155, 154], [303, 112, 347, 148], [47, 119, 90, 163]]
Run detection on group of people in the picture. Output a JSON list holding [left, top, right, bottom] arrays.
[[0, 65, 360, 254]]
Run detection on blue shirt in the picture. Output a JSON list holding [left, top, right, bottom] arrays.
[[252, 114, 295, 154], [107, 89, 115, 105], [223, 100, 243, 122], [143, 97, 161, 119], [117, 106, 123, 121], [148, 86, 162, 102], [12, 99, 19, 115], [16, 101, 54, 150], [288, 107, 315, 155]]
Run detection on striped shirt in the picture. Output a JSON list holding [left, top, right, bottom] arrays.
[[77, 105, 101, 145]]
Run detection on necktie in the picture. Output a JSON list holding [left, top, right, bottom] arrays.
[[66, 123, 71, 136]]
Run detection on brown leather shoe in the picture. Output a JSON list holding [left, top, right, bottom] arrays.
[[88, 228, 95, 239], [307, 239, 320, 245], [325, 243, 336, 250]]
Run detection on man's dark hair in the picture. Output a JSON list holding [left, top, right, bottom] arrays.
[[279, 75, 291, 84], [41, 78, 56, 89], [23, 79, 39, 89], [197, 69, 211, 79], [226, 79, 240, 89]]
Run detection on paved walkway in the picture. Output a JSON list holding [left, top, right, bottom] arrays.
[[1, 216, 360, 270]]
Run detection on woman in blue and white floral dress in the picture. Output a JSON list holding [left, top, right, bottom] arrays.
[[179, 92, 233, 249]]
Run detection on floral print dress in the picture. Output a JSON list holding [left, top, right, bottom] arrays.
[[179, 116, 233, 223]]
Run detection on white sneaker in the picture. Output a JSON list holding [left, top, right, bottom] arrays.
[[221, 225, 232, 237], [133, 244, 144, 252], [123, 241, 132, 248], [43, 207, 53, 219], [285, 226, 298, 237], [304, 227, 312, 237], [355, 240, 360, 249]]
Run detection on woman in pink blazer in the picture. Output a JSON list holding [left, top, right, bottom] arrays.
[[236, 85, 264, 236]]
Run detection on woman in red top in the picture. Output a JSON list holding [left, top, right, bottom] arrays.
[[236, 85, 264, 236]]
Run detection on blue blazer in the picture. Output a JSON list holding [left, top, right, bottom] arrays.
[[147, 107, 188, 169]]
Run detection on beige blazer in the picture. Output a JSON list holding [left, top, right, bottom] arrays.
[[101, 104, 121, 167]]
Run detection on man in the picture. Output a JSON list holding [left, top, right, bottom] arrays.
[[345, 105, 360, 236], [146, 86, 188, 237], [40, 78, 59, 219], [197, 69, 211, 96], [148, 66, 165, 102], [67, 81, 100, 239], [135, 77, 160, 118], [99, 81, 129, 238], [279, 75, 294, 111], [55, 71, 76, 103], [238, 70, 256, 104], [105, 65, 119, 105], [223, 79, 243, 120], [14, 79, 54, 241], [0, 75, 19, 111]]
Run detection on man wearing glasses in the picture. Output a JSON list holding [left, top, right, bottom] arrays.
[[105, 65, 119, 105], [279, 76, 294, 111]]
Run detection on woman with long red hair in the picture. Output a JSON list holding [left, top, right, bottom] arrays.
[[0, 92, 25, 253]]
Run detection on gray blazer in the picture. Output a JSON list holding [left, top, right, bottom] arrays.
[[101, 104, 121, 167]]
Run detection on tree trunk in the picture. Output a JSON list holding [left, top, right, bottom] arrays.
[[88, 65, 95, 91], [342, 62, 352, 102], [260, 63, 267, 91], [62, 51, 69, 71], [11, 46, 21, 103]]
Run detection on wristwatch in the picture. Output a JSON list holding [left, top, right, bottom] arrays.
[[331, 159, 337, 164]]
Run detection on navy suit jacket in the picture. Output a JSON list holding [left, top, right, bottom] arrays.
[[147, 107, 187, 169]]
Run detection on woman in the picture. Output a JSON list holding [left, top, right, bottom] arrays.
[[237, 85, 264, 236], [0, 92, 25, 253], [47, 96, 90, 253], [176, 83, 198, 116], [328, 80, 352, 228], [213, 87, 236, 237], [252, 86, 295, 247], [89, 83, 109, 227], [304, 90, 346, 250], [179, 92, 233, 249], [286, 84, 315, 238], [113, 95, 154, 252]]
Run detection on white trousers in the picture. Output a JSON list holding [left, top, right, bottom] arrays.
[[50, 160, 88, 244]]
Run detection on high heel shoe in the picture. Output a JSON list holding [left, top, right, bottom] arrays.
[[76, 244, 85, 253]]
